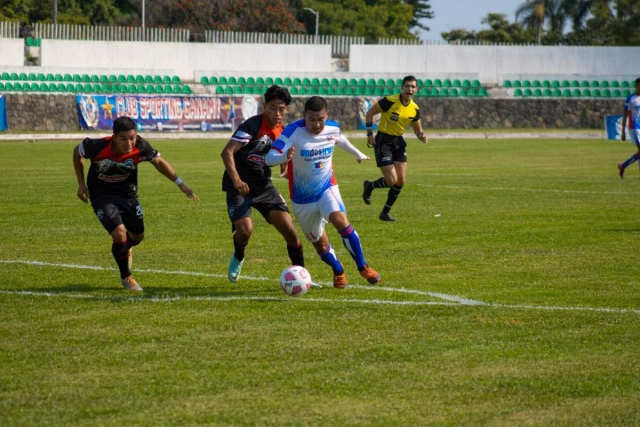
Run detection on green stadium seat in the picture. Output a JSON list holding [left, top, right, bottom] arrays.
[[365, 78, 374, 87], [328, 87, 337, 95], [135, 75, 144, 83], [10, 72, 19, 80], [65, 83, 74, 92], [96, 75, 106, 83], [214, 85, 224, 94], [611, 81, 620, 88], [512, 80, 522, 88], [522, 80, 531, 88], [560, 80, 569, 88], [543, 89, 552, 96], [5, 82, 13, 90], [265, 77, 274, 85], [215, 76, 226, 85], [582, 89, 591, 97], [171, 76, 181, 84], [602, 89, 612, 97], [572, 89, 581, 97], [27, 72, 36, 81], [200, 76, 209, 85], [136, 84, 146, 93], [376, 78, 385, 87], [457, 88, 467, 96], [625, 89, 632, 96], [471, 80, 481, 87], [335, 86, 345, 95], [125, 75, 134, 83], [254, 77, 263, 85], [443, 79, 452, 87], [143, 75, 153, 84], [289, 86, 299, 95], [433, 79, 442, 87], [561, 89, 571, 97], [26, 37, 35, 47], [13, 82, 23, 90], [243, 77, 253, 85], [322, 78, 331, 86], [337, 78, 347, 86], [592, 89, 601, 97], [355, 87, 365, 95], [363, 87, 373, 96], [384, 78, 394, 87], [162, 75, 171, 84], [612, 89, 621, 97], [292, 77, 301, 86], [523, 88, 532, 97], [92, 83, 101, 92], [116, 75, 126, 83], [429, 88, 439, 97], [283, 77, 292, 85], [570, 80, 579, 87], [479, 88, 488, 97], [590, 80, 600, 87], [300, 77, 309, 86], [72, 74, 81, 82], [383, 87, 393, 95], [453, 79, 461, 88], [423, 79, 433, 87], [329, 78, 338, 86], [299, 86, 309, 95], [39, 82, 48, 92], [242, 85, 253, 94], [1, 71, 11, 80], [449, 88, 459, 96], [22, 83, 31, 91], [355, 78, 365, 87], [532, 80, 541, 88], [621, 81, 630, 88], [1, 82, 7, 90], [503, 80, 512, 88], [552, 89, 561, 97], [183, 85, 193, 95], [580, 80, 589, 87], [19, 72, 27, 80], [419, 87, 429, 96], [600, 80, 609, 88], [224, 86, 234, 94]]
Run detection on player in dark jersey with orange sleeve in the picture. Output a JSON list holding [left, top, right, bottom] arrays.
[[73, 116, 199, 291], [221, 85, 304, 283]]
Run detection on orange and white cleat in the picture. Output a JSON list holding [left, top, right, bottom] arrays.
[[121, 275, 142, 291]]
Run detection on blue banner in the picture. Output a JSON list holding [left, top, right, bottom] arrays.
[[605, 115, 625, 140], [0, 95, 7, 131], [76, 94, 260, 132]]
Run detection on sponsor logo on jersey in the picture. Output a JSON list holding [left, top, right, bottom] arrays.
[[313, 161, 325, 169], [96, 209, 104, 220], [247, 154, 266, 165], [300, 147, 334, 157]]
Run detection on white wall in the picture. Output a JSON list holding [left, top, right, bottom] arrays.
[[40, 40, 333, 82], [350, 45, 640, 85], [0, 39, 25, 67]]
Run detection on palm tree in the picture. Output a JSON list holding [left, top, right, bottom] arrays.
[[561, 0, 592, 29], [515, 0, 568, 43]]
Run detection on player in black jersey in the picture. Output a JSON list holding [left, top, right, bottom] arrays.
[[73, 116, 199, 291], [221, 85, 304, 283]]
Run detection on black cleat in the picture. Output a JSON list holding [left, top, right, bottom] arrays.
[[362, 181, 372, 205], [618, 163, 625, 179], [379, 212, 396, 222]]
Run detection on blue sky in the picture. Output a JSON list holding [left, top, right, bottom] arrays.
[[420, 0, 519, 41]]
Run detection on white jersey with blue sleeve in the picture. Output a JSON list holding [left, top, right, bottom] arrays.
[[270, 119, 367, 204], [624, 94, 640, 130]]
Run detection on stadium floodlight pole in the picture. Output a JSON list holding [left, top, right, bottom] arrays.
[[142, 0, 146, 29], [304, 7, 319, 43]]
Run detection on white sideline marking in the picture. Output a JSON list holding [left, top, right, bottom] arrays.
[[0, 259, 481, 304], [0, 289, 638, 314]]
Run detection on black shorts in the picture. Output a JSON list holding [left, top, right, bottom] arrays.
[[91, 196, 144, 235], [374, 132, 407, 167], [225, 185, 289, 231]]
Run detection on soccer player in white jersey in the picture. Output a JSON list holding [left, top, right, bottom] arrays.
[[617, 78, 640, 178], [265, 96, 381, 288]]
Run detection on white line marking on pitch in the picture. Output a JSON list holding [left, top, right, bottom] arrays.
[[0, 290, 638, 315], [416, 183, 636, 196], [0, 259, 481, 304]]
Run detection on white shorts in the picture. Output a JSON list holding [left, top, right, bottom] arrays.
[[629, 129, 640, 146], [292, 186, 346, 243]]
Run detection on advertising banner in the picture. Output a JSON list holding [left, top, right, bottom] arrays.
[[605, 115, 626, 141], [355, 97, 381, 130], [0, 95, 7, 131], [76, 94, 260, 132]]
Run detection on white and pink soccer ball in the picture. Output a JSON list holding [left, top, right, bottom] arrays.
[[279, 265, 312, 296]]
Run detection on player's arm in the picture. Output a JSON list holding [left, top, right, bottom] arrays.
[[622, 105, 628, 141], [72, 144, 89, 203], [150, 157, 200, 201], [265, 137, 293, 166], [337, 135, 369, 163], [221, 139, 250, 195], [364, 102, 382, 148]]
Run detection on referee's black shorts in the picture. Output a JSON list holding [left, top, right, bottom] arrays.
[[374, 132, 407, 167]]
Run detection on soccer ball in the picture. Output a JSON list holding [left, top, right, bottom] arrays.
[[279, 265, 312, 297]]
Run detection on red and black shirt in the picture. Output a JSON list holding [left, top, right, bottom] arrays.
[[78, 135, 159, 199], [222, 114, 283, 195]]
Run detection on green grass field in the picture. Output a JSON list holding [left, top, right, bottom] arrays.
[[1, 136, 639, 426]]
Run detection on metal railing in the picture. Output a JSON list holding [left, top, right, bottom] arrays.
[[0, 21, 20, 38], [32, 23, 190, 42], [205, 30, 365, 58]]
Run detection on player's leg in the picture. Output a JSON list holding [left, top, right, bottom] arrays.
[[380, 161, 407, 221], [363, 137, 394, 205], [321, 188, 381, 285], [226, 192, 253, 283], [118, 198, 145, 290], [618, 130, 640, 178], [255, 186, 304, 267], [294, 200, 346, 288]]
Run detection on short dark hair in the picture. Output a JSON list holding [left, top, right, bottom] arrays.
[[402, 75, 418, 86], [264, 85, 292, 105], [304, 96, 327, 112], [635, 77, 640, 85], [113, 116, 136, 134]]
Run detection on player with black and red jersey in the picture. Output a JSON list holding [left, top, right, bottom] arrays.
[[221, 85, 304, 283], [73, 116, 199, 291]]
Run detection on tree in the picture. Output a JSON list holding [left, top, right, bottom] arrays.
[[516, 0, 569, 44], [442, 13, 539, 45]]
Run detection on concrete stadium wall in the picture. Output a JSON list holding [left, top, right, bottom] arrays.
[[1, 93, 619, 132], [39, 40, 333, 82], [350, 45, 640, 85], [0, 38, 25, 67]]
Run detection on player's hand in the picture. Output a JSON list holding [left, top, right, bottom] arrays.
[[418, 132, 429, 144], [286, 147, 295, 160], [179, 183, 200, 201], [356, 156, 370, 164], [233, 179, 250, 196], [366, 135, 375, 148], [77, 184, 89, 203]]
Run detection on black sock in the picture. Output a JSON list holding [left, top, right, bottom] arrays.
[[382, 185, 403, 214], [126, 237, 141, 249], [287, 244, 304, 267], [112, 242, 131, 279], [233, 236, 247, 261], [372, 177, 388, 189]]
